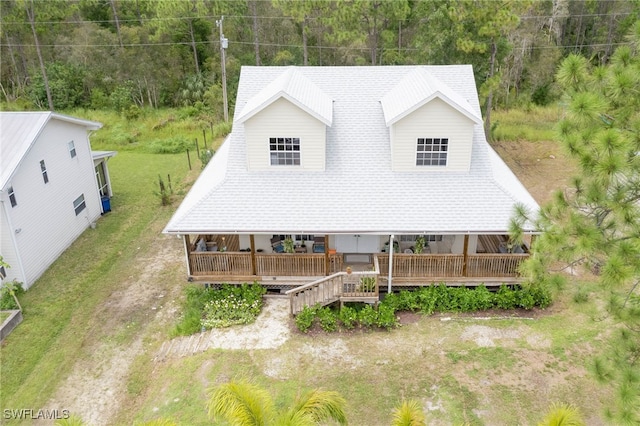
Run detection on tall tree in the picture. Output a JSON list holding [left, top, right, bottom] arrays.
[[518, 22, 640, 424], [207, 380, 348, 426], [272, 0, 318, 66], [323, 0, 410, 65], [447, 0, 530, 139]]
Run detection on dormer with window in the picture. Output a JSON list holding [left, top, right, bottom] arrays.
[[236, 68, 333, 171], [381, 68, 482, 172]]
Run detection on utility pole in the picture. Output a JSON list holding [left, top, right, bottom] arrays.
[[216, 16, 229, 122]]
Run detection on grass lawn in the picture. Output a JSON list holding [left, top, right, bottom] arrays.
[[0, 106, 617, 425]]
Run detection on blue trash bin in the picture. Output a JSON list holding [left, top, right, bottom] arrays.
[[101, 196, 111, 213]]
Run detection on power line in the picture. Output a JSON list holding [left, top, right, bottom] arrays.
[[0, 40, 632, 52], [0, 11, 635, 26]]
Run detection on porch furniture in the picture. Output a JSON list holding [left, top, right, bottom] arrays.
[[271, 236, 285, 253], [295, 246, 307, 253], [312, 236, 325, 253]]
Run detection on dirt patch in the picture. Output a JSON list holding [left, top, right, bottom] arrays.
[[46, 236, 184, 426], [490, 139, 576, 204]]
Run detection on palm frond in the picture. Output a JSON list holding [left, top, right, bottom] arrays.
[[390, 399, 426, 426], [537, 402, 585, 426], [286, 389, 348, 425], [207, 381, 274, 426]]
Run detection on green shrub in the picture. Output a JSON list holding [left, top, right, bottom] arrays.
[[200, 149, 215, 169], [358, 304, 378, 328], [473, 285, 494, 311], [172, 283, 265, 336], [573, 288, 589, 304], [338, 306, 358, 330], [376, 305, 398, 330], [516, 288, 536, 310], [415, 287, 437, 314], [201, 283, 265, 329], [317, 307, 338, 332], [295, 305, 317, 333], [146, 136, 191, 154], [495, 285, 518, 310], [0, 281, 24, 311]]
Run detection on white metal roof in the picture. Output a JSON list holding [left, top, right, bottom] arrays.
[[235, 67, 333, 126], [164, 65, 539, 235], [0, 112, 102, 190]]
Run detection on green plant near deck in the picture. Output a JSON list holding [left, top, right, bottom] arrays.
[[283, 237, 295, 253], [295, 304, 318, 333], [201, 283, 266, 329], [358, 276, 376, 292], [413, 236, 426, 254]]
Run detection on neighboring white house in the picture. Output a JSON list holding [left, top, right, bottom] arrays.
[[164, 66, 540, 286], [0, 112, 115, 289]]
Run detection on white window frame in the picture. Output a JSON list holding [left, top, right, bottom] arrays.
[[269, 137, 300, 166], [416, 138, 448, 166], [73, 194, 86, 216], [40, 160, 49, 183], [68, 140, 76, 158], [8, 186, 17, 207]]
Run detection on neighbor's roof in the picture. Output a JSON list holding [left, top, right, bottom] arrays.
[[0, 112, 102, 190], [164, 65, 539, 235]]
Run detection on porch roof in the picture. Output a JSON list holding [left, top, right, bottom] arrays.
[[164, 66, 539, 236]]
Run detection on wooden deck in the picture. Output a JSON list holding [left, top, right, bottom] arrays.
[[187, 251, 528, 284]]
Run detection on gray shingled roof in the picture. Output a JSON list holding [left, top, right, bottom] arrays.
[[164, 65, 539, 235]]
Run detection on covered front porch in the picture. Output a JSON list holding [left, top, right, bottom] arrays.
[[182, 233, 532, 288]]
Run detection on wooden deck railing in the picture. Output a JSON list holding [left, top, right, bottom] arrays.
[[286, 256, 380, 315], [377, 254, 465, 277], [189, 252, 253, 276], [256, 254, 325, 276], [466, 254, 528, 277], [188, 251, 528, 280]]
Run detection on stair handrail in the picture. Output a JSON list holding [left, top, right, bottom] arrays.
[[285, 255, 380, 315]]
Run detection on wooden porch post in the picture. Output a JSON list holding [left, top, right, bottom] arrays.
[[324, 234, 329, 275], [249, 234, 257, 276], [183, 234, 192, 276], [462, 234, 469, 277], [529, 234, 537, 252]]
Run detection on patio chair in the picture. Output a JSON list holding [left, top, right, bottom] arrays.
[[312, 236, 325, 253], [271, 236, 285, 253]]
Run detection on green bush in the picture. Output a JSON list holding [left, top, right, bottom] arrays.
[[376, 305, 398, 330], [317, 307, 338, 332], [0, 281, 24, 310], [295, 305, 317, 333], [172, 283, 265, 336], [495, 285, 518, 310], [358, 304, 378, 328], [200, 283, 265, 329], [338, 306, 358, 330], [146, 137, 191, 154]]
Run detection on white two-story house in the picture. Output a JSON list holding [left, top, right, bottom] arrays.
[[0, 112, 114, 289], [164, 65, 539, 293]]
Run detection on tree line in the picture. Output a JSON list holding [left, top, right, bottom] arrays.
[[1, 0, 638, 120]]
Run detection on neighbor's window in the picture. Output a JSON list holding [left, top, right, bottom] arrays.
[[73, 194, 86, 216], [416, 138, 448, 166], [40, 160, 49, 183], [269, 137, 300, 165], [68, 141, 76, 158], [8, 186, 17, 207]]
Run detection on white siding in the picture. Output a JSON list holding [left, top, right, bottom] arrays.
[[244, 97, 326, 171], [4, 120, 101, 288], [0, 203, 23, 285], [391, 98, 475, 172]]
